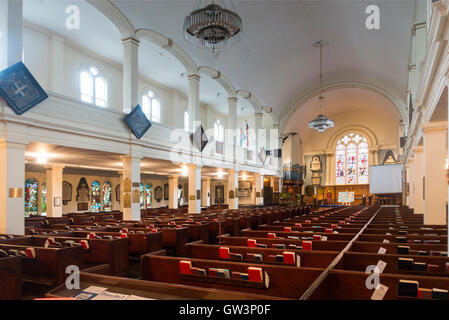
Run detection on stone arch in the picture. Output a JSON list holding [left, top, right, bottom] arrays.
[[236, 90, 262, 113], [327, 125, 379, 151], [198, 66, 236, 98]]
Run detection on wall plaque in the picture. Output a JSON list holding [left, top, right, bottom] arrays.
[[256, 192, 261, 198], [124, 178, 131, 193], [132, 182, 140, 188], [196, 190, 201, 200], [229, 190, 235, 199], [9, 188, 23, 198], [189, 195, 196, 201], [132, 189, 140, 203], [124, 194, 131, 208]]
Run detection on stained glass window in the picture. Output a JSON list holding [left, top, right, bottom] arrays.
[[41, 182, 47, 216], [25, 178, 38, 217], [335, 134, 369, 185], [91, 181, 101, 211], [145, 184, 153, 208], [102, 182, 112, 211], [140, 184, 145, 209]]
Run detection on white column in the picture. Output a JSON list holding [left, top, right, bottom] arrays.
[[406, 158, 415, 210], [122, 156, 141, 221], [255, 173, 264, 206], [201, 177, 211, 207], [254, 112, 263, 154], [188, 74, 200, 133], [227, 97, 237, 160], [413, 147, 424, 215], [122, 37, 139, 113], [118, 172, 124, 211], [0, 0, 22, 68], [0, 142, 25, 235], [423, 121, 447, 224], [49, 33, 64, 94], [227, 169, 239, 209], [168, 175, 178, 209], [188, 165, 201, 213], [46, 165, 64, 218]]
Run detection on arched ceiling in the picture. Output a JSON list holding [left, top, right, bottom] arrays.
[[282, 87, 402, 139], [112, 0, 414, 117]]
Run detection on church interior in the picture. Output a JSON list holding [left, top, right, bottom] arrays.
[[0, 0, 448, 304]]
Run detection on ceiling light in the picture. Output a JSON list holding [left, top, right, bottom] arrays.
[[181, 165, 188, 176], [217, 170, 224, 178], [183, 1, 242, 53], [308, 41, 334, 133], [36, 154, 47, 164]]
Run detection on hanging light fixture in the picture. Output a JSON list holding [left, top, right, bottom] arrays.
[[183, 0, 242, 52], [308, 41, 334, 133]]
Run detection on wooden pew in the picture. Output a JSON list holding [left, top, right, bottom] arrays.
[[46, 271, 282, 300], [141, 252, 324, 299], [0, 256, 22, 299], [186, 242, 337, 268]]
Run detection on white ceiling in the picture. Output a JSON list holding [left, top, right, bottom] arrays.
[[23, 0, 414, 122], [282, 87, 401, 139]]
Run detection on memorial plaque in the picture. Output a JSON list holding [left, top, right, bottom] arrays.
[[9, 188, 23, 198], [132, 189, 140, 203], [124, 194, 131, 208], [124, 178, 131, 193], [77, 203, 88, 211]]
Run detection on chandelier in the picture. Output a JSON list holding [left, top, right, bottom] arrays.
[[308, 41, 334, 133], [183, 1, 242, 52]]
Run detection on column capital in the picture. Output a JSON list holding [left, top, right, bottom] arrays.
[[122, 37, 140, 46], [121, 155, 142, 162], [254, 112, 263, 117], [228, 97, 238, 103], [168, 175, 179, 180], [187, 74, 201, 81]]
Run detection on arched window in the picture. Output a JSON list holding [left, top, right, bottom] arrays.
[[80, 66, 108, 107], [145, 184, 153, 208], [335, 133, 369, 185], [91, 181, 101, 211], [140, 183, 145, 209], [141, 90, 160, 122], [41, 182, 47, 216], [25, 178, 38, 216], [102, 182, 112, 211], [214, 119, 224, 142], [184, 111, 189, 132]]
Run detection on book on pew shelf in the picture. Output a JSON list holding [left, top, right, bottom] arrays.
[[312, 226, 321, 229], [103, 235, 113, 240], [288, 236, 300, 240], [378, 247, 387, 254], [208, 268, 218, 277], [313, 235, 322, 241], [418, 288, 433, 300], [397, 258, 413, 270], [151, 228, 158, 233], [254, 254, 263, 262], [88, 232, 96, 239], [275, 255, 283, 263], [313, 218, 318, 221], [231, 271, 241, 279], [333, 231, 339, 234], [400, 226, 408, 229], [427, 264, 439, 272], [0, 249, 8, 257], [240, 273, 249, 280], [176, 225, 182, 229], [446, 262, 449, 274], [120, 233, 127, 238], [413, 262, 427, 272], [283, 227, 291, 232], [325, 228, 333, 234], [219, 247, 230, 259], [321, 236, 328, 241], [120, 228, 128, 233], [256, 243, 268, 248], [179, 260, 192, 274], [385, 233, 392, 236], [267, 233, 276, 239], [398, 280, 419, 297], [432, 288, 449, 300], [305, 220, 311, 224], [8, 249, 20, 256], [430, 251, 441, 256], [383, 239, 390, 244], [196, 268, 207, 276], [294, 223, 302, 227], [247, 239, 257, 247], [44, 237, 55, 248], [417, 250, 427, 256], [396, 237, 407, 243], [230, 253, 243, 260], [217, 269, 230, 278], [331, 224, 338, 228], [64, 240, 75, 247], [283, 251, 295, 265], [302, 241, 312, 251], [79, 240, 89, 249], [190, 267, 199, 274], [338, 221, 345, 225], [272, 243, 286, 249], [288, 244, 298, 249], [247, 267, 263, 282], [397, 246, 410, 255]]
